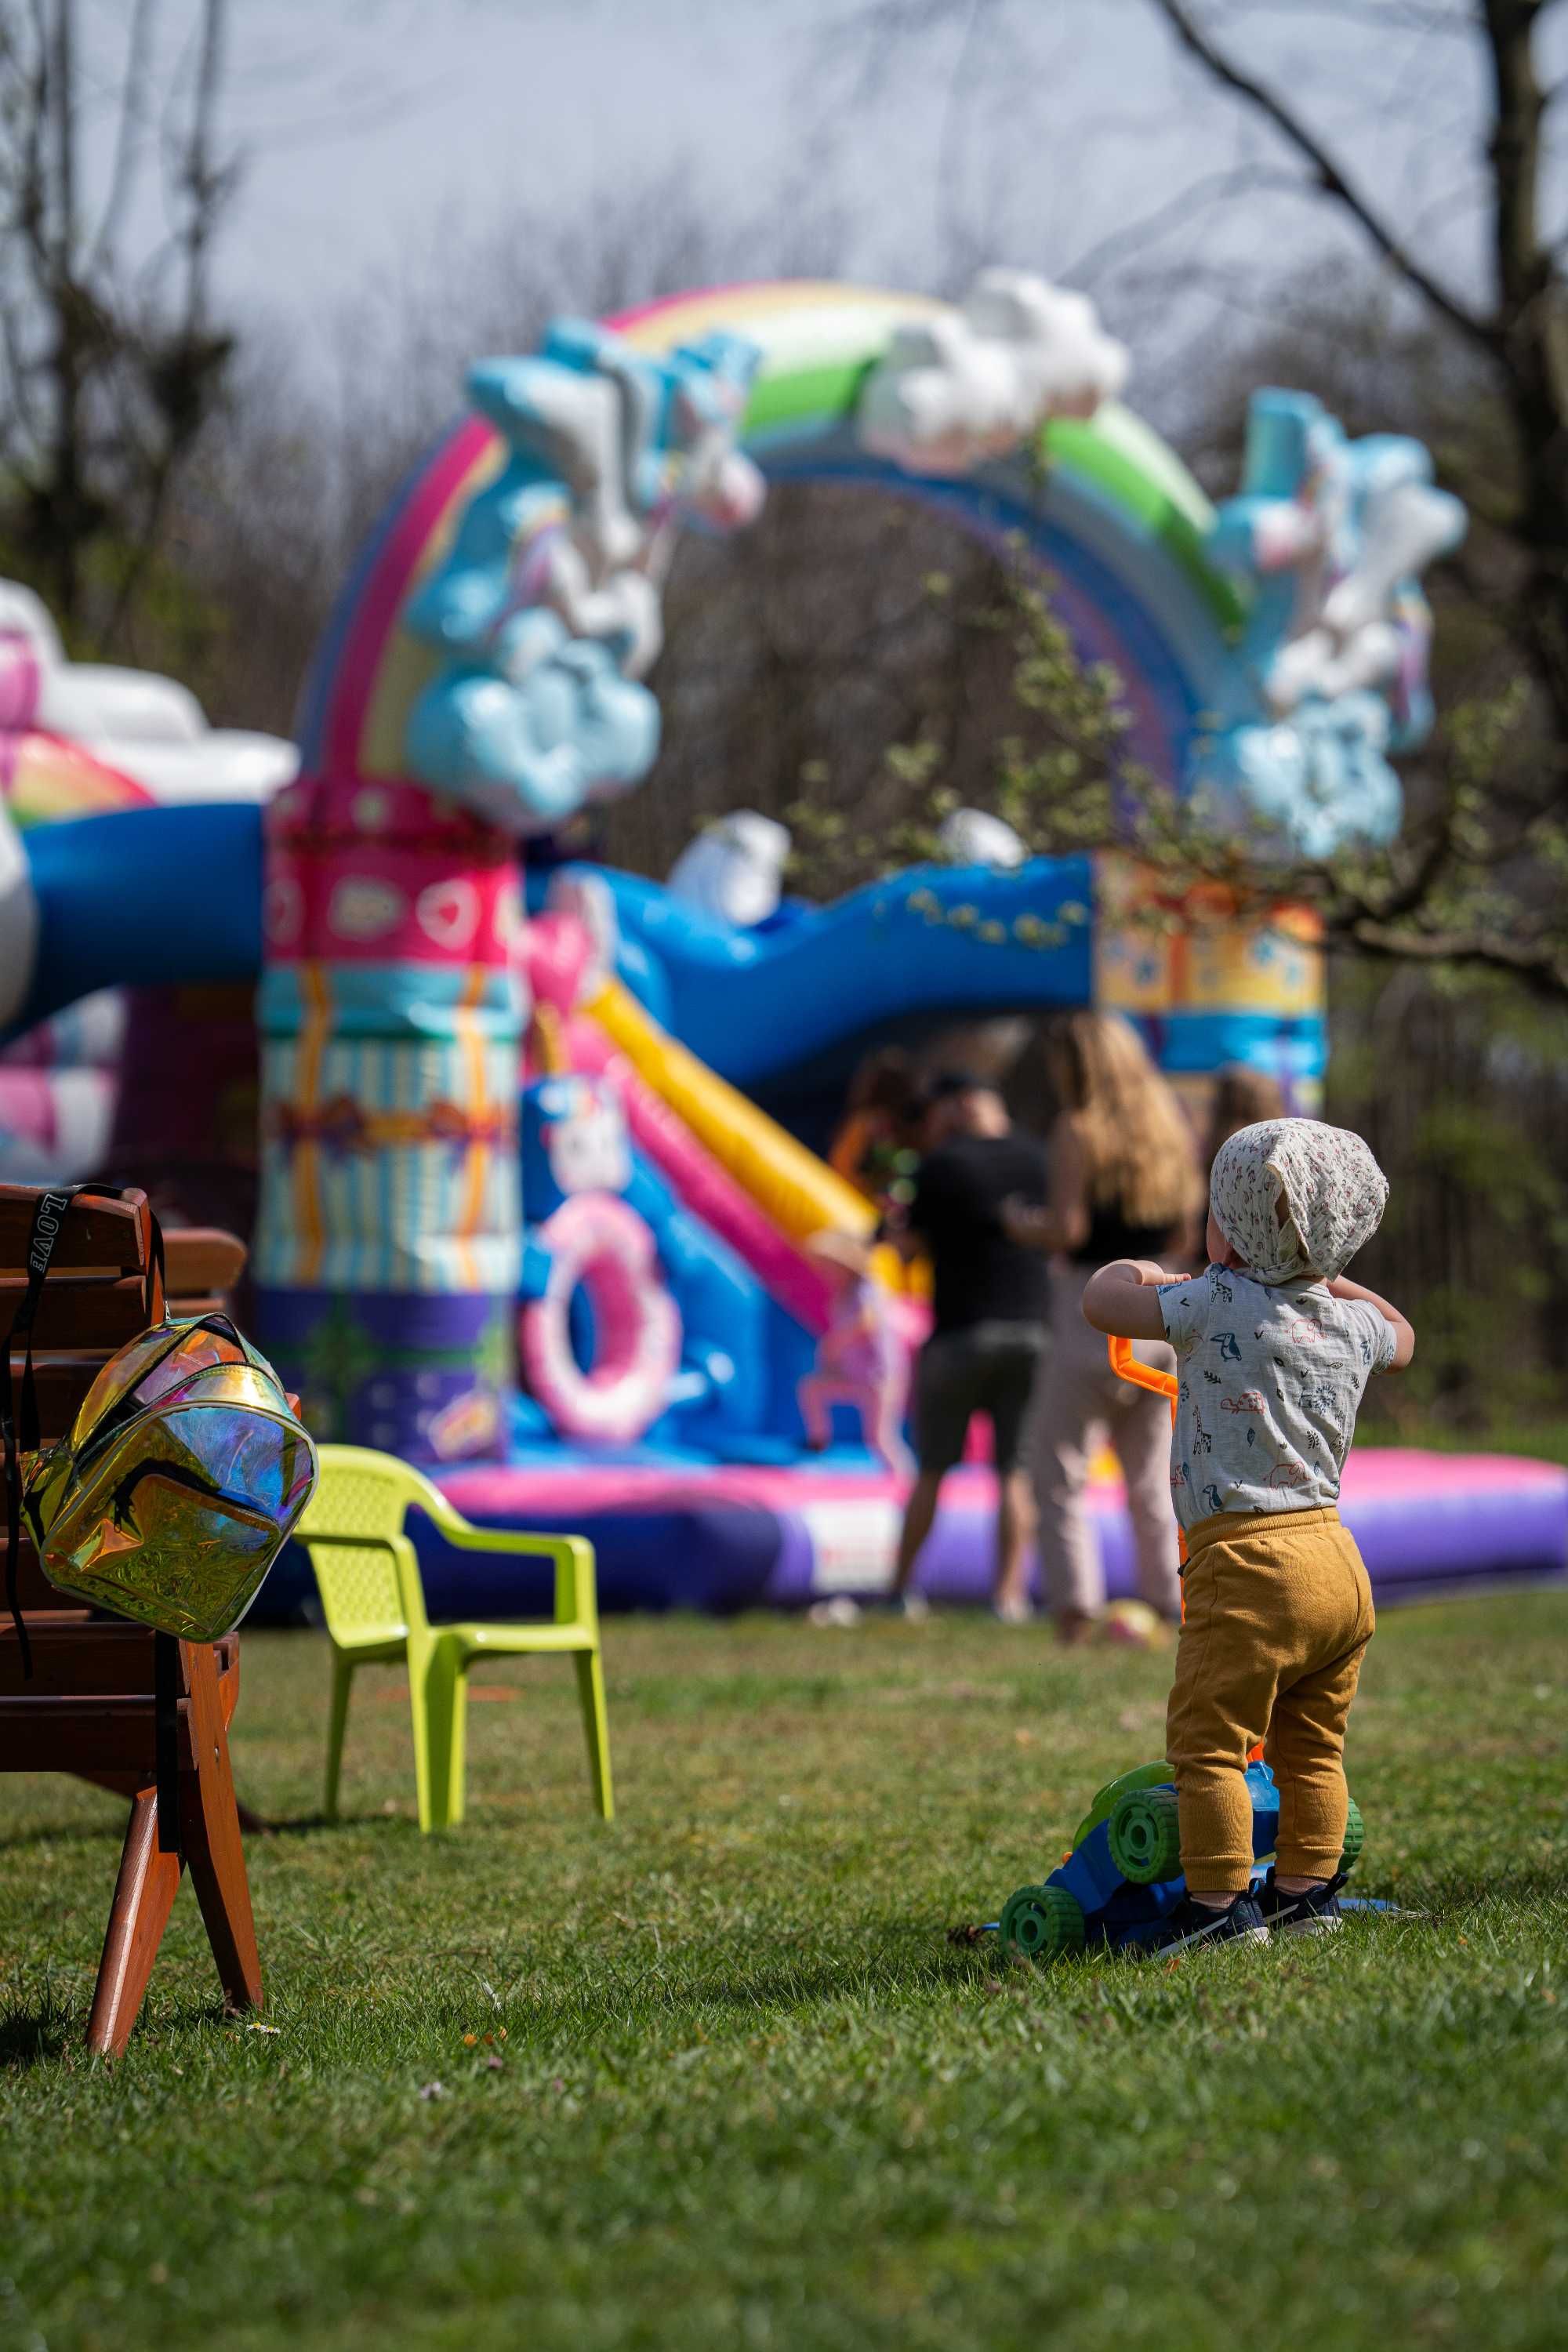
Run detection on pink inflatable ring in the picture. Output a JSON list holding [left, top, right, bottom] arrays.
[[521, 1192, 681, 1444]]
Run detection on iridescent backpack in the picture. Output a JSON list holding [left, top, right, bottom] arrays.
[[3, 1189, 316, 1657]]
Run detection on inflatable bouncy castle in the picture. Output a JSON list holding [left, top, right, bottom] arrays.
[[5, 273, 1565, 1611], [0, 578, 293, 1216]]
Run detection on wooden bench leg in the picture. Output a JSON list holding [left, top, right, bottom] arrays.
[[78, 1773, 269, 1836], [86, 1788, 182, 2062], [179, 1641, 263, 2016]]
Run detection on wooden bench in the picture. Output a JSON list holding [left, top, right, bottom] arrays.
[[0, 1185, 262, 2059]]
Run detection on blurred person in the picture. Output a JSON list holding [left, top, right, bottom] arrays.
[[1205, 1063, 1287, 1175], [888, 1071, 1049, 1621], [1005, 1012, 1203, 1644], [797, 1230, 913, 1476], [1081, 1118, 1412, 1950], [829, 1047, 924, 1222]]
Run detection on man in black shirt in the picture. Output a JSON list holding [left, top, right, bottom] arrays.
[[890, 1071, 1048, 1619]]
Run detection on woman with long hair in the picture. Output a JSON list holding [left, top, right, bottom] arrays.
[[1006, 1011, 1203, 1641]]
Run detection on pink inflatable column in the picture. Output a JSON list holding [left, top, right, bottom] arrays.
[[254, 775, 525, 1461]]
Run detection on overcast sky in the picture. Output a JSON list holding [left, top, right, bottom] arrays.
[[75, 1, 1568, 387]]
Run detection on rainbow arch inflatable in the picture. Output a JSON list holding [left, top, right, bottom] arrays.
[[293, 281, 1247, 806]]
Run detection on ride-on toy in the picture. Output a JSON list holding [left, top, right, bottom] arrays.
[[997, 1758, 1365, 1960]]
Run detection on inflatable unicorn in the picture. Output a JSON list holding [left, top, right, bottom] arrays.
[[404, 324, 764, 832]]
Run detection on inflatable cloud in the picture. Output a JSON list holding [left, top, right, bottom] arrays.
[[1206, 693, 1405, 865], [856, 268, 1128, 476], [405, 612, 662, 833]]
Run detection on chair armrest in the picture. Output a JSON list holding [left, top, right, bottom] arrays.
[[423, 1502, 598, 1628]]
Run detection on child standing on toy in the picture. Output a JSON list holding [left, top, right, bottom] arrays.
[[798, 1232, 913, 1477], [1082, 1119, 1414, 1952]]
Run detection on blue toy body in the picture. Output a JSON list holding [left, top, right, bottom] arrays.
[[999, 1759, 1363, 1960], [1051, 1761, 1279, 1955]]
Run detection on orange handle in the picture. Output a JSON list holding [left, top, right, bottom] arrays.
[[1107, 1333, 1178, 1404]]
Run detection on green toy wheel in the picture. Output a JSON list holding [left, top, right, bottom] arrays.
[[1108, 1785, 1183, 1885], [1071, 1759, 1173, 1854], [1340, 1796, 1365, 1875], [999, 1883, 1086, 1961]]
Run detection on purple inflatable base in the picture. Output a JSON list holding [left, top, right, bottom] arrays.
[[249, 1446, 1568, 1625], [757, 1470, 1568, 1609]]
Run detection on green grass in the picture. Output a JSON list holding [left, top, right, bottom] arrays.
[[2, 1595, 1566, 2352]]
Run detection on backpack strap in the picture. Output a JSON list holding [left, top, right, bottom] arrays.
[[2, 1187, 84, 1676]]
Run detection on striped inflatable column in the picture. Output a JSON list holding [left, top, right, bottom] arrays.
[[255, 775, 524, 1462], [1093, 851, 1326, 1116]]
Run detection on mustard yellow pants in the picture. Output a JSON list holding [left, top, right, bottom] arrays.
[[1166, 1504, 1375, 1895]]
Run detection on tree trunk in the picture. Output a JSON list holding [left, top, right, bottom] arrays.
[[1483, 0, 1568, 739]]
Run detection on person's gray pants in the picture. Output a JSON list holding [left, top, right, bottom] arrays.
[[1029, 1268, 1181, 1619]]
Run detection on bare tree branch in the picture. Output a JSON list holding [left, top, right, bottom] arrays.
[[88, 0, 158, 274], [1214, 0, 1475, 28], [1345, 915, 1568, 1000], [1064, 162, 1308, 289], [182, 0, 227, 332], [1147, 0, 1500, 351], [0, 0, 238, 637]]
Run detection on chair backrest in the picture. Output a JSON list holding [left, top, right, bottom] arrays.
[[296, 1446, 446, 1644], [304, 1536, 413, 1649]]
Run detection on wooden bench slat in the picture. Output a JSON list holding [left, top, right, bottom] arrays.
[[0, 1624, 238, 1699], [4, 1352, 103, 1439], [0, 1187, 152, 1272], [0, 1697, 199, 1777], [0, 1549, 60, 1613], [163, 1230, 247, 1296], [0, 1272, 157, 1349]]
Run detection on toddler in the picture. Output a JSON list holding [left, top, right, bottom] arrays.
[[1082, 1117, 1414, 1954], [798, 1232, 913, 1477]]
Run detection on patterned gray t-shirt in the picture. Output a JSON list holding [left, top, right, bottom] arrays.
[[1156, 1265, 1396, 1530]]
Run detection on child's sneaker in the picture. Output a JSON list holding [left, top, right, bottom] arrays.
[[1254, 1868, 1347, 1935], [1134, 1891, 1269, 1956]]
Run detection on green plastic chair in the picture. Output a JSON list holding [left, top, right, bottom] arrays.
[[296, 1444, 613, 1833]]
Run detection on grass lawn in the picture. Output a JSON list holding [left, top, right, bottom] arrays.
[[2, 1592, 1566, 2352]]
